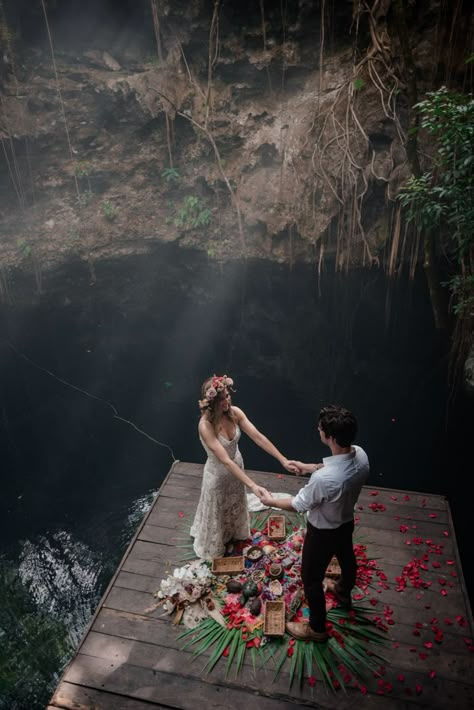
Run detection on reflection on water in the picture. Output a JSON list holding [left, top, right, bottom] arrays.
[[18, 531, 102, 644], [0, 244, 472, 708]]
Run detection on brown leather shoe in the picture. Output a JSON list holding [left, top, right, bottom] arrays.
[[326, 580, 352, 607], [286, 622, 328, 643]]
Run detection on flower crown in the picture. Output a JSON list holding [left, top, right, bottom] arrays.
[[199, 375, 234, 411]]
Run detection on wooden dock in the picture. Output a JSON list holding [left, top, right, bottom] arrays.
[[49, 461, 474, 709]]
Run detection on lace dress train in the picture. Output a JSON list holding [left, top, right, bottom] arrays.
[[190, 426, 250, 560]]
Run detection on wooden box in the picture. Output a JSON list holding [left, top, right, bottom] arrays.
[[267, 514, 286, 542], [211, 556, 244, 574], [264, 600, 285, 636]]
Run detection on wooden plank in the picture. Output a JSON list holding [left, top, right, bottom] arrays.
[[357, 526, 455, 552], [91, 607, 473, 685], [50, 683, 170, 709], [74, 631, 474, 709], [357, 509, 450, 528], [49, 462, 473, 710], [122, 556, 177, 578], [359, 486, 448, 510], [127, 540, 186, 565], [159, 482, 201, 502], [147, 506, 194, 529], [138, 523, 188, 546], [63, 654, 303, 710], [115, 571, 165, 594], [167, 472, 203, 489], [172, 461, 204, 477], [103, 586, 160, 617]]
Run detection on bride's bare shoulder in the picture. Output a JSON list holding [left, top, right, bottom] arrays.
[[231, 405, 244, 420]]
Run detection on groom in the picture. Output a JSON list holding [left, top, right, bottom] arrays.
[[260, 404, 370, 642]]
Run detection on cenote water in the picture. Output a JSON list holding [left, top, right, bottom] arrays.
[[0, 244, 472, 708]]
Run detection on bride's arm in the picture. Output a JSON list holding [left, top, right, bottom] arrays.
[[232, 406, 297, 473], [199, 419, 269, 498]]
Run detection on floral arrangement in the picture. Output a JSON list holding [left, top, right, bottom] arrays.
[[155, 511, 389, 691], [155, 560, 214, 628], [198, 375, 234, 411]]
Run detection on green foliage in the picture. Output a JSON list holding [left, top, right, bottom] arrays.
[[174, 195, 212, 229], [77, 189, 92, 207], [398, 87, 474, 317], [353, 77, 365, 92], [102, 200, 117, 221], [161, 167, 181, 184], [0, 560, 73, 709], [177, 608, 387, 691], [17, 240, 32, 258], [73, 161, 92, 178]]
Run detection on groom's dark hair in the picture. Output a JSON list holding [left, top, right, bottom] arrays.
[[318, 405, 357, 447]]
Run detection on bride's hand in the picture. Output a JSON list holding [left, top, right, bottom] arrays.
[[252, 484, 271, 500], [282, 459, 301, 475], [284, 459, 306, 475]]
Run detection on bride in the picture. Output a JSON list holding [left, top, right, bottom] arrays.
[[190, 374, 297, 560]]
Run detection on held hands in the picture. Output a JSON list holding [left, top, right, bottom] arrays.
[[252, 484, 271, 500], [282, 458, 300, 474], [285, 460, 324, 476], [259, 491, 275, 507]]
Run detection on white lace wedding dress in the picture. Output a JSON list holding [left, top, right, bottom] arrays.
[[190, 425, 250, 560]]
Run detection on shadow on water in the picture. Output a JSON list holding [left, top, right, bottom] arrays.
[[0, 243, 472, 707]]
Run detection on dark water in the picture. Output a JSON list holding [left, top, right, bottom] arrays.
[[0, 244, 472, 708]]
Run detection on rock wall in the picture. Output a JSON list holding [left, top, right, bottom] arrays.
[[0, 0, 470, 277]]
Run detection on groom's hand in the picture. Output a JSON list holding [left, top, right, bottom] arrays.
[[283, 459, 303, 474], [259, 492, 275, 507]]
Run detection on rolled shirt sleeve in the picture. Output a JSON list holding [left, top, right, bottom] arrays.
[[292, 473, 327, 513]]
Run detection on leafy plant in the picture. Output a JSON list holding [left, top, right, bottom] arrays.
[[17, 240, 32, 258], [102, 200, 117, 222], [177, 607, 387, 691], [353, 77, 365, 92], [77, 189, 93, 207], [174, 195, 212, 229], [399, 87, 474, 318], [73, 161, 92, 178], [161, 167, 181, 184]]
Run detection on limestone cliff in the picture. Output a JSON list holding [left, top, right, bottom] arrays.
[[0, 0, 471, 278]]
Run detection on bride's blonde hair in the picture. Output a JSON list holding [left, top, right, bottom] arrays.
[[199, 375, 236, 425]]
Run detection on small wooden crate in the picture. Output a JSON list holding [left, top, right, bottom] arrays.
[[325, 556, 341, 579], [211, 556, 244, 575], [267, 514, 286, 542], [264, 600, 285, 636]]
